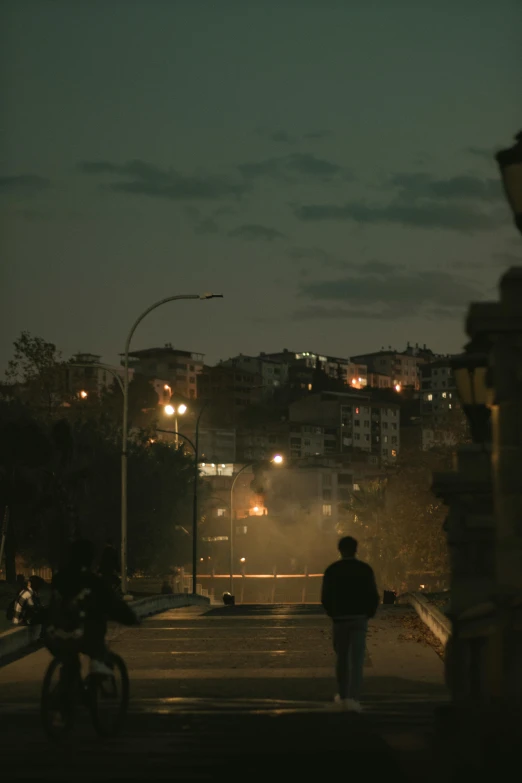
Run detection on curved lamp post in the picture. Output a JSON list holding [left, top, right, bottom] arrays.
[[121, 293, 222, 595], [229, 454, 283, 595], [496, 130, 522, 236], [159, 399, 210, 594]]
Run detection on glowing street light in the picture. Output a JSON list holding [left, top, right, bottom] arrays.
[[79, 390, 88, 399], [164, 402, 188, 447], [272, 454, 284, 464], [240, 557, 246, 563], [394, 383, 402, 392]]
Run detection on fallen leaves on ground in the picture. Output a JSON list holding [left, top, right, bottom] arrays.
[[395, 612, 446, 661]]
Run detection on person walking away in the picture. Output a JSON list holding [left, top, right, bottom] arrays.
[[45, 539, 138, 676], [321, 536, 379, 712]]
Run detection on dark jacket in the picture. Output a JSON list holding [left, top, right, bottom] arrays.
[[321, 557, 379, 620], [50, 567, 137, 628]]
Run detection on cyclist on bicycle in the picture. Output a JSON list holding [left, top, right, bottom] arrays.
[[45, 539, 139, 676]]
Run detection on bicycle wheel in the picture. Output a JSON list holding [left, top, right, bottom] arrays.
[[89, 652, 129, 738], [41, 658, 77, 740]]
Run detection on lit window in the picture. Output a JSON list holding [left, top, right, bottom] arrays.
[[391, 450, 397, 457], [427, 394, 433, 401], [355, 407, 360, 414], [322, 504, 332, 516], [448, 403, 452, 409], [442, 392, 447, 398], [216, 508, 227, 517]]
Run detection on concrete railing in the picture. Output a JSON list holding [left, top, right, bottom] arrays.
[[0, 592, 210, 666], [130, 592, 210, 620], [406, 591, 451, 646]]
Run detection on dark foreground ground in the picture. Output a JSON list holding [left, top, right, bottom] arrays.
[[0, 604, 449, 781]]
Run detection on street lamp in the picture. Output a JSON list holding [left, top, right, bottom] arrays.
[[120, 293, 223, 596], [79, 390, 88, 399], [229, 454, 284, 595], [496, 130, 522, 235], [451, 339, 492, 443], [164, 402, 188, 447]]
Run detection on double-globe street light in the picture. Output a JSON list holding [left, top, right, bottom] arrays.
[[164, 401, 187, 448], [162, 400, 210, 594], [228, 454, 284, 596], [121, 293, 223, 596]]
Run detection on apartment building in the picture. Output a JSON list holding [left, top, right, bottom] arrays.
[[126, 344, 204, 399], [66, 353, 132, 396], [351, 346, 427, 391], [198, 428, 237, 463], [197, 365, 263, 423], [220, 354, 289, 391], [259, 349, 351, 387], [289, 392, 400, 463], [420, 358, 458, 416], [367, 371, 392, 389]]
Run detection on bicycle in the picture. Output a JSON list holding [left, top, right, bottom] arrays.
[[41, 649, 129, 740]]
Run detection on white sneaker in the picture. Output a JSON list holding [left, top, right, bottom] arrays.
[[90, 659, 114, 677]]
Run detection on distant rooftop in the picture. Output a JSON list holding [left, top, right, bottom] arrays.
[[124, 343, 204, 360]]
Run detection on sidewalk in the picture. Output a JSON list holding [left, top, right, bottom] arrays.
[[0, 605, 447, 780]]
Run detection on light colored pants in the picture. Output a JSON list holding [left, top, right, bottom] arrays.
[[332, 617, 368, 701]]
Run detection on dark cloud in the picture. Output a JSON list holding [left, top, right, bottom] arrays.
[[390, 172, 502, 203], [0, 174, 50, 191], [184, 206, 221, 236], [257, 128, 333, 144], [194, 217, 219, 236], [286, 246, 333, 265], [287, 249, 403, 275], [294, 200, 501, 232], [294, 168, 505, 232], [296, 266, 482, 321], [228, 224, 285, 242], [239, 153, 344, 182], [467, 146, 498, 161], [301, 264, 480, 310], [78, 159, 247, 201], [303, 130, 333, 141], [269, 130, 297, 144], [293, 304, 403, 321]]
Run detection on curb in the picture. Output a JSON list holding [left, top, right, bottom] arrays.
[[406, 591, 451, 646], [0, 592, 209, 666]]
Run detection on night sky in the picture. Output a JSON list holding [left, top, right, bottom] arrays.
[[1, 1, 521, 372]]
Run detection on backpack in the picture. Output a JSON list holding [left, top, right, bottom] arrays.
[[44, 589, 89, 651]]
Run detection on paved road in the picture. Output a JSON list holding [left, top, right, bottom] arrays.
[[0, 604, 447, 780]]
